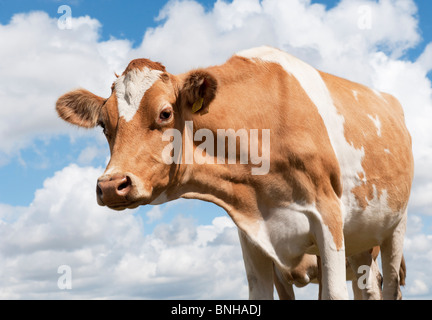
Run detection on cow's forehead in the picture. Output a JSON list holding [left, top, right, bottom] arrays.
[[114, 59, 166, 122]]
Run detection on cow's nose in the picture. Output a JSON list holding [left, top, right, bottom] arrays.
[[96, 174, 132, 206]]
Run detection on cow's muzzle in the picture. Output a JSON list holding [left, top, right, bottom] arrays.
[[96, 173, 133, 210]]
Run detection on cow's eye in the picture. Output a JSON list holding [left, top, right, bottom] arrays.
[[159, 107, 173, 122]]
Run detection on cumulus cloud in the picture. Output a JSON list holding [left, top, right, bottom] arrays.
[[417, 43, 432, 73], [0, 164, 247, 299], [404, 229, 432, 298], [0, 11, 128, 161]]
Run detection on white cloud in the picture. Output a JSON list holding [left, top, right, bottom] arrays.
[[0, 11, 128, 162], [403, 232, 432, 299], [0, 164, 248, 299], [77, 145, 108, 165], [407, 279, 429, 296], [417, 43, 432, 73], [146, 206, 165, 223]]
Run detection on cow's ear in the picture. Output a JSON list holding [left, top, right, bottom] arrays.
[[180, 69, 217, 114], [56, 89, 105, 128]]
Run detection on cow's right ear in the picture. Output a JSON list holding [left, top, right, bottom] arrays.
[[180, 69, 218, 114], [56, 89, 105, 128]]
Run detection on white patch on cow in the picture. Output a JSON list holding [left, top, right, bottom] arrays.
[[367, 114, 382, 137], [371, 88, 388, 104], [372, 89, 381, 97], [353, 90, 359, 101], [384, 148, 391, 154], [250, 202, 348, 299], [237, 46, 365, 217], [343, 185, 398, 254], [253, 203, 313, 268], [115, 67, 163, 122]]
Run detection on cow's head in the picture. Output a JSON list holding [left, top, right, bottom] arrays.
[[56, 59, 217, 210]]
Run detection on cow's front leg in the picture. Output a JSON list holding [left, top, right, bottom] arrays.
[[311, 206, 348, 300], [238, 230, 274, 300], [273, 264, 296, 300]]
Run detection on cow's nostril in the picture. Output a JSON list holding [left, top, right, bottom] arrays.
[[97, 174, 133, 205], [117, 176, 132, 192]]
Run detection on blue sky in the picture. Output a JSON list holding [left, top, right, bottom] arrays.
[[0, 0, 431, 299], [1, 0, 430, 57]]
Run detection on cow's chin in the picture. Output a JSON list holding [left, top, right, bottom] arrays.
[[97, 194, 153, 211], [105, 201, 142, 211]]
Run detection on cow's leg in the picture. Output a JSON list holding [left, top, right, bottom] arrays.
[[238, 230, 274, 300], [317, 255, 323, 300], [347, 250, 382, 300], [311, 214, 348, 300], [273, 265, 295, 300], [380, 214, 407, 300]]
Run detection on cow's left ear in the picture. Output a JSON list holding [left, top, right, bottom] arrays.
[[180, 69, 218, 114]]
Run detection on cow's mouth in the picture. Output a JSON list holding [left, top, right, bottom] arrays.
[[96, 172, 155, 211], [107, 201, 142, 211], [99, 197, 148, 211]]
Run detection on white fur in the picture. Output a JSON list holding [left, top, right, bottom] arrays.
[[254, 204, 314, 268], [239, 203, 313, 299], [353, 90, 359, 101], [368, 114, 382, 137], [241, 202, 348, 299], [115, 67, 163, 122]]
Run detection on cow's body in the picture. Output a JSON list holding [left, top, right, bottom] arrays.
[[56, 46, 414, 299]]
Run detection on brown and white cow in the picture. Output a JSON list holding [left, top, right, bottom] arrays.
[[56, 46, 414, 300]]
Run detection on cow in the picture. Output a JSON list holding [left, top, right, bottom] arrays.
[[56, 46, 414, 300]]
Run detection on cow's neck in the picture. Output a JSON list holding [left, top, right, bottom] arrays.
[[176, 162, 264, 230]]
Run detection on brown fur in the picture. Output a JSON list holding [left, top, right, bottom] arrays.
[[123, 58, 166, 75], [56, 89, 105, 128], [180, 69, 218, 114]]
